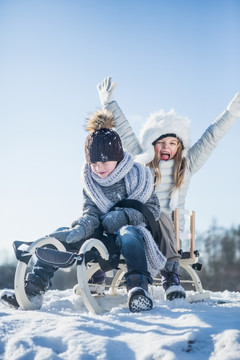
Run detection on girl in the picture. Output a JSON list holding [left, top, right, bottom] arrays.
[[97, 77, 240, 300]]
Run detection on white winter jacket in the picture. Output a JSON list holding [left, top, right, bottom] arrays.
[[105, 101, 238, 231]]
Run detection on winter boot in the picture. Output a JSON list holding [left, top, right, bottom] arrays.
[[88, 269, 106, 296], [126, 273, 153, 312], [0, 273, 50, 309], [161, 260, 186, 300], [24, 273, 51, 297]]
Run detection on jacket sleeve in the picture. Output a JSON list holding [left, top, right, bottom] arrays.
[[123, 190, 161, 225], [105, 101, 143, 156], [187, 110, 238, 174], [72, 190, 101, 238]]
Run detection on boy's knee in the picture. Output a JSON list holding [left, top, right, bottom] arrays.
[[116, 226, 143, 248], [118, 225, 140, 238]]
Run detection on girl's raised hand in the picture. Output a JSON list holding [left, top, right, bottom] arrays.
[[97, 76, 117, 107]]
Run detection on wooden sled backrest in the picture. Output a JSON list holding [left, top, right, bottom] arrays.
[[174, 209, 196, 258]]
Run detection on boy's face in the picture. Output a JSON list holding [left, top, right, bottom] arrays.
[[90, 161, 118, 178], [154, 136, 179, 161]]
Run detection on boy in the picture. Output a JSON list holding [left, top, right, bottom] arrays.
[[3, 109, 166, 312]]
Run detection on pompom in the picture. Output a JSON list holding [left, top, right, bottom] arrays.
[[86, 109, 115, 132]]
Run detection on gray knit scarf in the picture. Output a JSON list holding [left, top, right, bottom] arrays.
[[82, 152, 166, 276], [82, 152, 153, 213]]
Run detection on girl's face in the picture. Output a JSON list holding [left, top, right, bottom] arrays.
[[154, 136, 179, 161], [90, 161, 118, 178]]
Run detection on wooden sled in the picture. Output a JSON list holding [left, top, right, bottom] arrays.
[[13, 209, 210, 313], [74, 208, 210, 313]]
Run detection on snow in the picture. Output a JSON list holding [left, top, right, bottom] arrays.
[[0, 287, 240, 359]]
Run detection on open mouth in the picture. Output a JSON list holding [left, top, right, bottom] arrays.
[[160, 152, 170, 161]]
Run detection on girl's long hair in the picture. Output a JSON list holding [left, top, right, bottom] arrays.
[[147, 141, 186, 189]]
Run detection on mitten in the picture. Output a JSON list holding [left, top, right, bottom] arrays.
[[227, 93, 240, 117], [49, 227, 72, 242], [71, 218, 80, 228], [65, 225, 86, 244], [97, 76, 117, 107], [102, 210, 128, 234]]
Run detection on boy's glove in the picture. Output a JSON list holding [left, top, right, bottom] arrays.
[[65, 225, 86, 244], [97, 76, 117, 107], [71, 218, 80, 228], [101, 210, 128, 234], [49, 227, 72, 243], [227, 93, 240, 117]]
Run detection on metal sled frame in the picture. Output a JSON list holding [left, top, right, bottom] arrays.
[[13, 237, 66, 310]]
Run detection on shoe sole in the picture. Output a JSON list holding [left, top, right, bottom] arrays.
[[165, 285, 186, 301], [128, 289, 153, 313], [1, 293, 19, 309]]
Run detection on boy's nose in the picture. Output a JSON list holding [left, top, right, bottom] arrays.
[[97, 165, 104, 172]]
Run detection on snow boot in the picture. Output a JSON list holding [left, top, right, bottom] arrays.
[[24, 273, 50, 297], [161, 260, 186, 300], [126, 274, 153, 312], [0, 273, 50, 309], [88, 269, 106, 296]]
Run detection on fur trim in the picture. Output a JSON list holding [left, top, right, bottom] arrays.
[[134, 143, 155, 165], [135, 109, 191, 164], [86, 109, 115, 132]]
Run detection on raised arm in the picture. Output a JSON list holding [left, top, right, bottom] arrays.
[[97, 77, 143, 156], [187, 93, 240, 174]]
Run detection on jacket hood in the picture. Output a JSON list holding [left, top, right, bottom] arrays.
[[134, 109, 191, 164]]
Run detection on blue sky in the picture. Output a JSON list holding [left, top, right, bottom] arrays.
[[1, 0, 240, 263]]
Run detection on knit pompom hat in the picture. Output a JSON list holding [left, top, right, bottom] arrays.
[[85, 109, 124, 164], [134, 109, 191, 164]]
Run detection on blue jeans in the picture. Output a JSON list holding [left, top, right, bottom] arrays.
[[115, 225, 152, 282]]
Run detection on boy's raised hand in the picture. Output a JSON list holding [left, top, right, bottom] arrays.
[[97, 76, 117, 107], [227, 93, 240, 117]]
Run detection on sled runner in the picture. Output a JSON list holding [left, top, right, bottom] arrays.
[[9, 237, 66, 310], [6, 207, 210, 314]]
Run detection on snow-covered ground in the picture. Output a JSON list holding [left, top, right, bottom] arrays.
[[0, 286, 240, 360]]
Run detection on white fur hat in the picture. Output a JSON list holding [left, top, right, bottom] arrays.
[[134, 109, 191, 164]]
